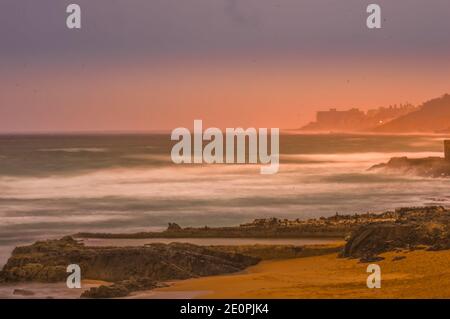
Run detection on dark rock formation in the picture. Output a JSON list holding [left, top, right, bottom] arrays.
[[342, 223, 416, 258], [81, 278, 159, 298], [341, 206, 450, 260], [75, 212, 404, 240], [214, 244, 342, 260], [13, 289, 35, 296], [0, 236, 259, 297], [167, 223, 182, 231], [392, 256, 406, 262], [370, 156, 450, 178], [359, 255, 385, 263]]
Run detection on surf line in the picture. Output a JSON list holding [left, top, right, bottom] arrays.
[[170, 120, 279, 174]]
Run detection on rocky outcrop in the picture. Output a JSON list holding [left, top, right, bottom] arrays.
[[0, 236, 259, 297], [81, 278, 159, 298], [13, 289, 35, 296], [341, 206, 450, 260], [370, 156, 450, 178], [75, 212, 404, 240], [214, 244, 342, 260], [342, 223, 417, 259], [167, 223, 182, 231]]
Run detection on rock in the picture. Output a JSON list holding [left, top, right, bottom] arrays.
[[167, 223, 182, 231], [359, 255, 385, 263], [369, 156, 450, 178], [13, 289, 35, 296], [81, 284, 129, 298], [81, 277, 157, 298], [341, 206, 450, 259], [1, 263, 67, 283], [428, 240, 450, 251], [392, 256, 406, 262], [75, 209, 411, 240], [341, 223, 416, 258], [0, 237, 259, 288]]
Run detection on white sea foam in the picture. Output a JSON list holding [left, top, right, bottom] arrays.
[[1, 135, 450, 262], [39, 148, 107, 153], [0, 214, 132, 226], [0, 155, 445, 206], [282, 151, 442, 164]]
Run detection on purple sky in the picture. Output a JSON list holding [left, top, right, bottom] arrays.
[[2, 0, 450, 62], [1, 0, 450, 132]]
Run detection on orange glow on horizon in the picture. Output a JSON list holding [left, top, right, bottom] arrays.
[[1, 57, 450, 132]]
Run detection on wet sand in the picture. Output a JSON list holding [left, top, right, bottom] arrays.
[[152, 249, 450, 299], [0, 280, 107, 299]]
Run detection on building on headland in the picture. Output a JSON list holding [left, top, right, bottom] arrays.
[[301, 104, 416, 132], [445, 140, 450, 161], [315, 108, 365, 130]]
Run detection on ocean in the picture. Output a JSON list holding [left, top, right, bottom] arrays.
[[1, 133, 450, 265]]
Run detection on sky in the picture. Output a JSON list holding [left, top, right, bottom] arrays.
[[1, 0, 450, 132]]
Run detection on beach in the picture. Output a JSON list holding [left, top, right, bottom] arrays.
[[152, 249, 450, 299], [2, 235, 450, 299]]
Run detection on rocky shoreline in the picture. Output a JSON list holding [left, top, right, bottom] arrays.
[[0, 237, 259, 298], [1, 206, 450, 298], [370, 156, 450, 178], [369, 140, 450, 178], [341, 206, 450, 261], [74, 212, 401, 240]]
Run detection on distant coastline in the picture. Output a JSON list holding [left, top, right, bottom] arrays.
[[300, 94, 450, 134]]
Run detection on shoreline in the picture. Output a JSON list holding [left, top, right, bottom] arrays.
[[151, 249, 450, 299], [0, 240, 343, 299], [4, 246, 450, 299], [2, 205, 450, 299]]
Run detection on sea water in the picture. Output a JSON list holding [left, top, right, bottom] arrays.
[[1, 133, 450, 265]]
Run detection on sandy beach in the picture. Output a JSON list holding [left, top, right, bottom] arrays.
[[2, 240, 450, 299], [151, 249, 450, 299]]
